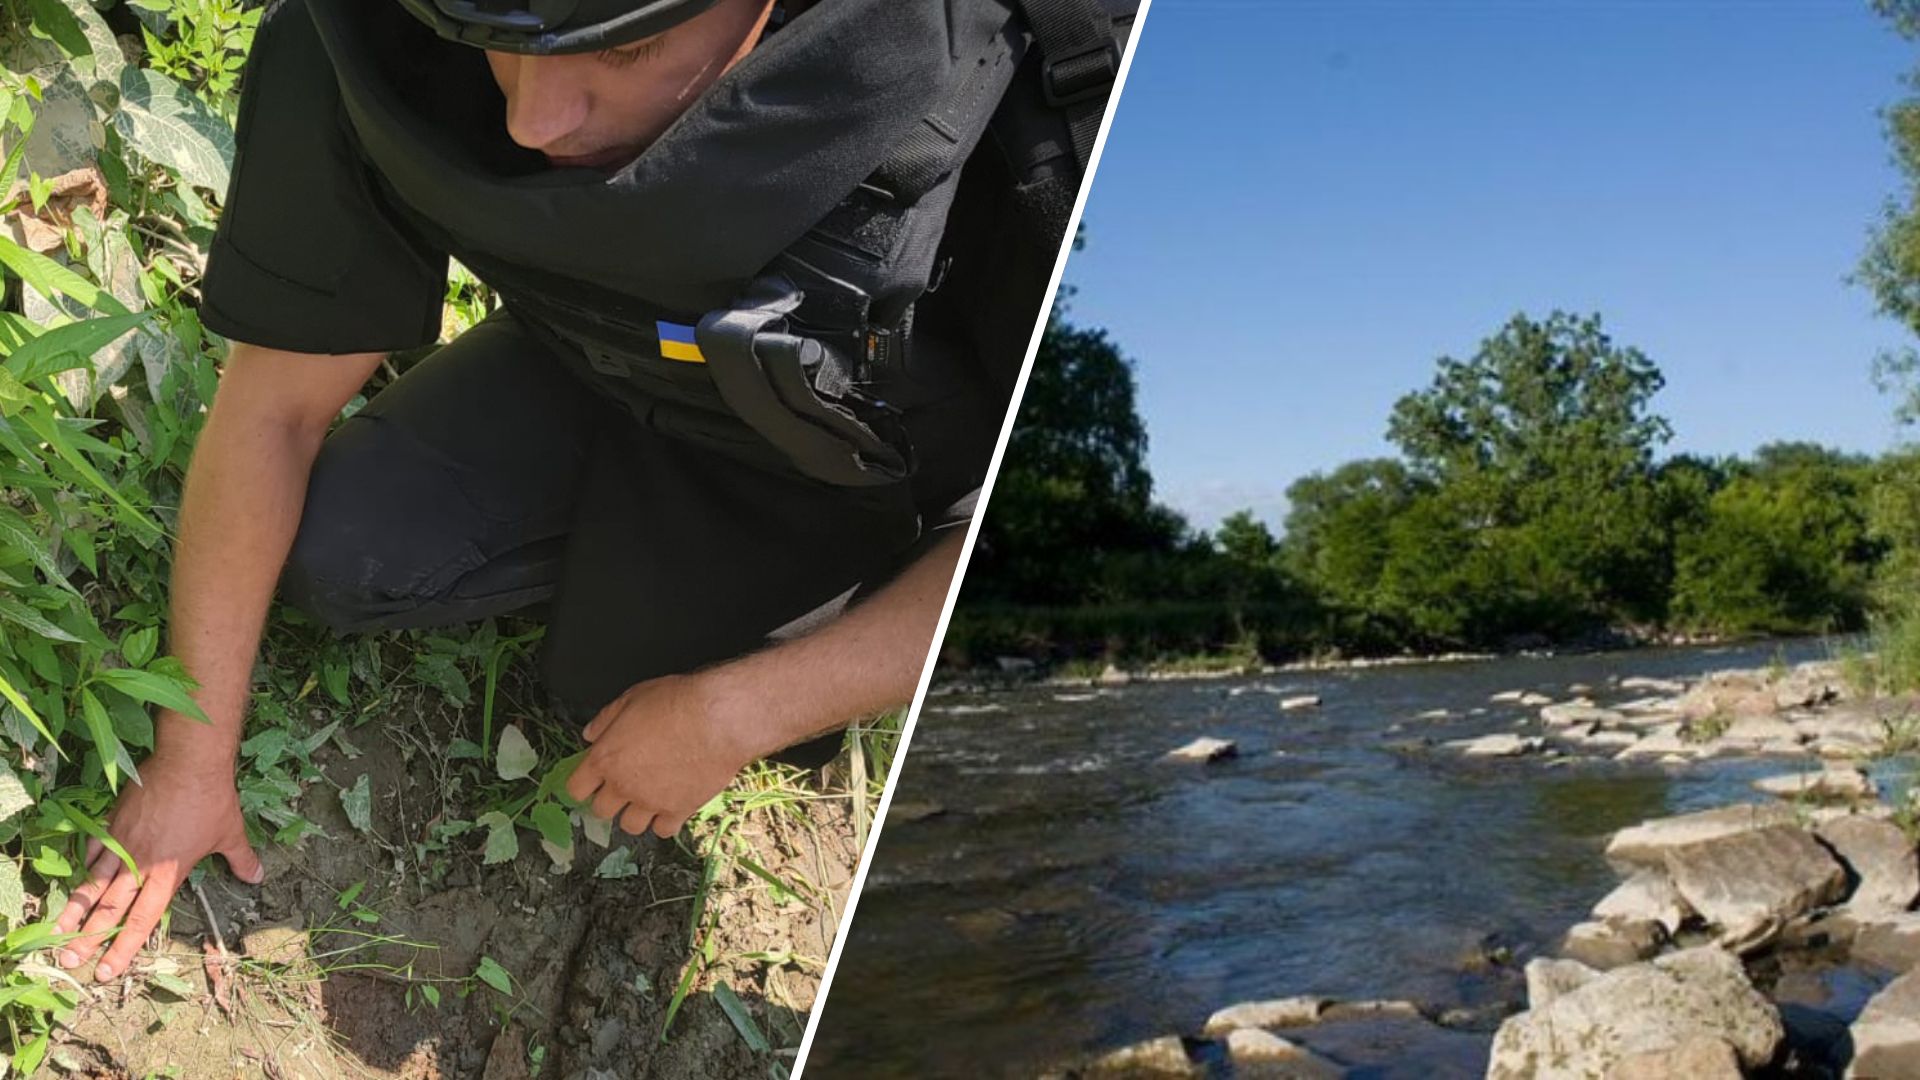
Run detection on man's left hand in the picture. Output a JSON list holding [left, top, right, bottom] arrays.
[[564, 673, 757, 839]]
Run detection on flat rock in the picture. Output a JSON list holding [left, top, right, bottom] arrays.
[[1278, 695, 1320, 711], [1593, 869, 1694, 935], [1486, 947, 1782, 1080], [1525, 956, 1600, 1008], [1222, 1029, 1343, 1079], [1518, 692, 1554, 707], [1562, 917, 1666, 969], [1848, 970, 1920, 1079], [1542, 703, 1626, 727], [1661, 825, 1848, 951], [1606, 803, 1799, 865], [1853, 913, 1920, 972], [1818, 815, 1920, 916], [1604, 1036, 1742, 1079], [1753, 766, 1876, 803], [1319, 999, 1423, 1022], [1202, 997, 1324, 1036], [1620, 676, 1688, 694], [1717, 715, 1806, 747], [1082, 1036, 1200, 1077], [1446, 733, 1545, 758], [1490, 690, 1528, 703], [1581, 729, 1641, 749], [1615, 732, 1708, 762], [1162, 737, 1237, 764]]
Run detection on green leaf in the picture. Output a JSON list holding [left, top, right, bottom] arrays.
[[0, 669, 56, 750], [0, 594, 81, 644], [478, 811, 517, 865], [113, 68, 234, 192], [712, 984, 771, 1053], [30, 845, 70, 879], [79, 688, 129, 792], [593, 847, 638, 880], [421, 983, 441, 1008], [0, 761, 31, 826], [496, 724, 537, 781], [120, 626, 159, 669], [92, 666, 206, 722], [2, 310, 149, 385], [340, 773, 371, 833], [473, 955, 511, 996], [0, 505, 77, 597], [16, 409, 162, 545], [0, 860, 22, 926], [528, 801, 572, 850], [25, 0, 89, 63], [0, 235, 128, 314]]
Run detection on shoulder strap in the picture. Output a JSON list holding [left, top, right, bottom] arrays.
[[1016, 0, 1123, 169]]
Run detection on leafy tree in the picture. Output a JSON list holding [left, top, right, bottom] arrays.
[[1280, 458, 1423, 614]]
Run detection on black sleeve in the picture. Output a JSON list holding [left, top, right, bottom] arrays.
[[198, 0, 446, 354]]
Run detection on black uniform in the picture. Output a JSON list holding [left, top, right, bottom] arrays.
[[199, 0, 1005, 747]]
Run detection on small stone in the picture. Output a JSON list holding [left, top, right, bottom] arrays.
[[1082, 1035, 1199, 1077], [1445, 733, 1545, 758], [1278, 695, 1320, 711], [1161, 737, 1237, 764]]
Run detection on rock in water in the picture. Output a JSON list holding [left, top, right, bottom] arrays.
[[1098, 664, 1133, 687], [1605, 803, 1798, 866], [1541, 703, 1624, 727], [1661, 825, 1848, 952], [1592, 869, 1695, 935], [1278, 695, 1321, 711], [1202, 997, 1325, 1036], [1445, 733, 1546, 758], [1081, 1036, 1201, 1078], [1752, 766, 1876, 803], [1817, 815, 1920, 916], [1853, 913, 1920, 973], [1161, 737, 1238, 764], [1486, 947, 1782, 1079], [1848, 970, 1920, 1079], [1223, 1029, 1343, 1078], [1561, 918, 1666, 969]]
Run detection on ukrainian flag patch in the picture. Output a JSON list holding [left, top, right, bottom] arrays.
[[657, 321, 706, 364]]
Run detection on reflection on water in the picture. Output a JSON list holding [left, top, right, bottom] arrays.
[[810, 641, 1846, 1078]]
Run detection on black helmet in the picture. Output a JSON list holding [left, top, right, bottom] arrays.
[[393, 0, 721, 54]]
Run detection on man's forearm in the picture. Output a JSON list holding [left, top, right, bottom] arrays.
[[703, 529, 969, 758], [156, 371, 337, 764]]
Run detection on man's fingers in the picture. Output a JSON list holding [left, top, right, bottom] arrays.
[[618, 805, 655, 837], [565, 759, 602, 805], [650, 814, 686, 840], [82, 838, 103, 871], [55, 849, 125, 942], [582, 707, 613, 742], [220, 834, 266, 886], [96, 876, 174, 981], [590, 789, 628, 823], [64, 871, 141, 973]]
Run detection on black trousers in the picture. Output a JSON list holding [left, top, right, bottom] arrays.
[[278, 308, 928, 768]]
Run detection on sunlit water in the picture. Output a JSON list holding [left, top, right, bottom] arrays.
[[809, 640, 1897, 1078]]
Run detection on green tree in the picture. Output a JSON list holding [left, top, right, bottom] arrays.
[[1280, 458, 1422, 614]]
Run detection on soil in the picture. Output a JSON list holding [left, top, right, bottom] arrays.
[[45, 687, 860, 1080]]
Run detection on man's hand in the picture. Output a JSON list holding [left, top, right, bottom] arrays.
[[53, 750, 264, 982], [564, 673, 758, 840]]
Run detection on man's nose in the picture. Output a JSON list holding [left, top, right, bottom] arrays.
[[501, 56, 591, 151]]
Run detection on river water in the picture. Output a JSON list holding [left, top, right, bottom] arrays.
[[807, 640, 1898, 1078]]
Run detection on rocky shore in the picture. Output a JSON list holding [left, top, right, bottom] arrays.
[[1050, 659, 1920, 1078]]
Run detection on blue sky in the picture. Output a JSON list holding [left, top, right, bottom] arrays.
[[1066, 0, 1917, 531]]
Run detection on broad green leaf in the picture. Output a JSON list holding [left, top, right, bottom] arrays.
[[581, 812, 612, 849], [91, 666, 207, 723], [496, 725, 536, 781], [0, 761, 31, 825], [2, 310, 149, 385], [113, 68, 234, 192], [477, 810, 516, 865], [0, 594, 81, 644], [473, 955, 511, 996], [0, 235, 128, 314], [30, 845, 70, 879], [25, 0, 89, 64], [340, 773, 371, 833], [0, 860, 22, 926], [0, 368, 33, 414], [120, 626, 158, 668], [593, 847, 638, 880], [528, 801, 572, 850]]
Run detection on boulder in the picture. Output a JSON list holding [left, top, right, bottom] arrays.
[[1603, 1036, 1742, 1079], [1661, 825, 1848, 951], [1849, 970, 1920, 1079], [1525, 956, 1600, 1008], [1202, 997, 1324, 1036], [1620, 676, 1688, 694], [1854, 913, 1920, 972], [1278, 695, 1321, 711], [1581, 730, 1641, 749], [1593, 869, 1694, 935], [1605, 803, 1799, 866], [1614, 731, 1707, 763], [1677, 672, 1778, 721], [1082, 1036, 1201, 1077], [1561, 918, 1666, 969], [1541, 703, 1625, 727], [1222, 1029, 1343, 1079], [1446, 733, 1546, 758], [1753, 766, 1877, 804], [1818, 815, 1920, 916], [1714, 715, 1805, 749], [1486, 947, 1782, 1079], [1162, 737, 1237, 764]]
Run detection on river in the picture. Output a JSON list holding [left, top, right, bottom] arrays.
[[806, 640, 1898, 1077]]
